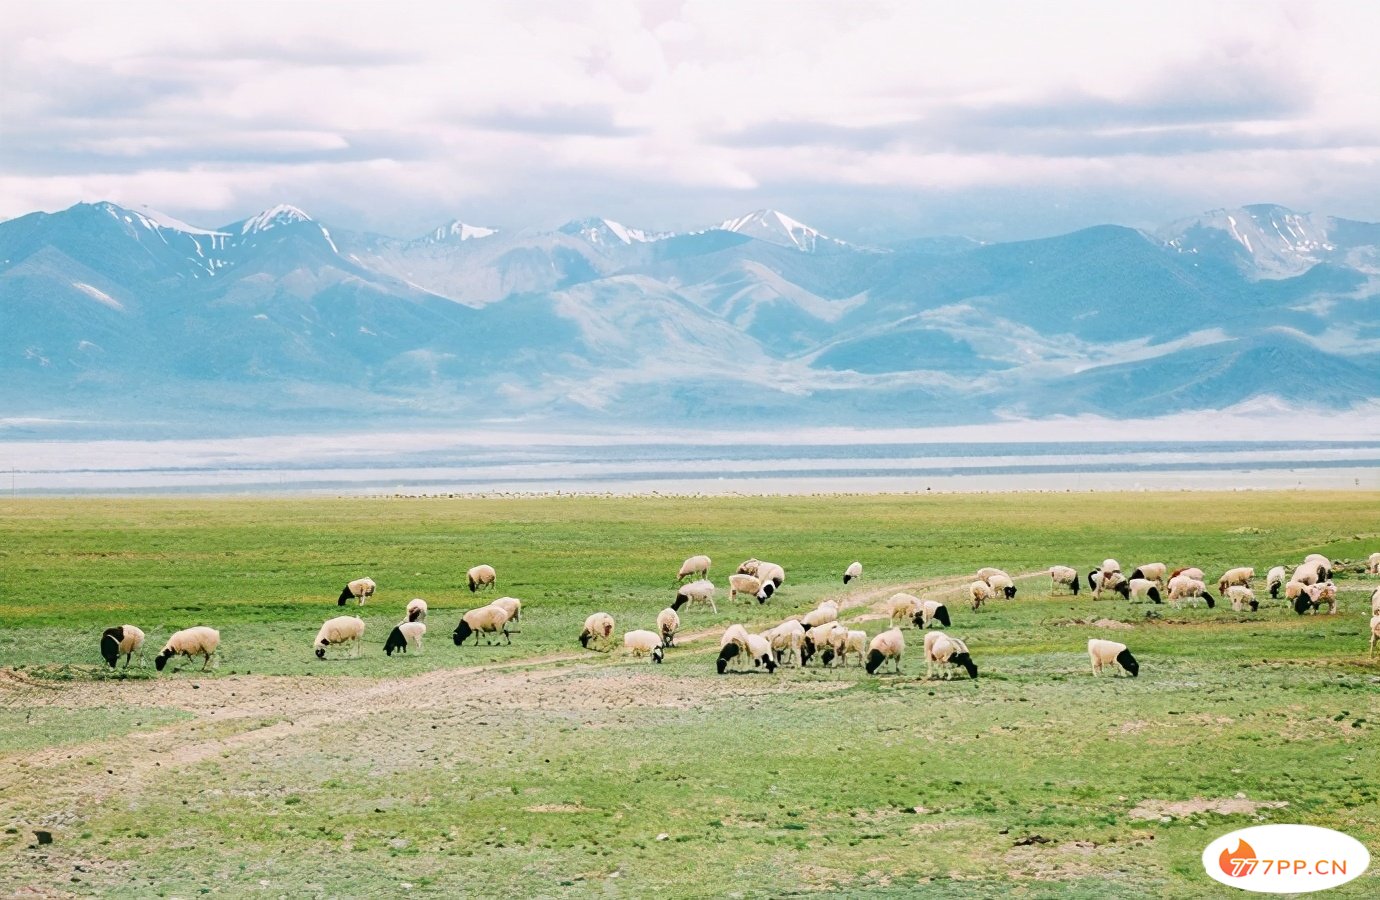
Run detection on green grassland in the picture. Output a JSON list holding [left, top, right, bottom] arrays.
[[1, 491, 1379, 897]]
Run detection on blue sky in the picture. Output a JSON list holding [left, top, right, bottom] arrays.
[[4, 0, 1380, 242]]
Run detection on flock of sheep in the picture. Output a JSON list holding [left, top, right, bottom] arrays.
[[97, 551, 1380, 676]]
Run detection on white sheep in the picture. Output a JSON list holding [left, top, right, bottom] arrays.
[[1170, 566, 1204, 581], [800, 600, 840, 631], [865, 628, 905, 675], [728, 573, 773, 604], [762, 620, 805, 667], [756, 562, 786, 588], [100, 624, 145, 669], [488, 597, 522, 625], [1048, 566, 1080, 596], [802, 622, 846, 666], [924, 631, 978, 680], [454, 604, 513, 646], [736, 558, 761, 576], [885, 593, 921, 627], [1304, 581, 1338, 615], [746, 634, 777, 672], [844, 561, 863, 584], [1218, 567, 1254, 596], [1129, 563, 1168, 586], [1290, 562, 1325, 587], [1114, 578, 1163, 605], [155, 626, 221, 672], [1166, 575, 1215, 608], [337, 577, 375, 606], [976, 567, 1010, 582], [672, 579, 717, 613], [657, 607, 680, 648], [1100, 559, 1122, 578], [969, 580, 993, 611], [1266, 566, 1287, 599], [314, 615, 366, 659], [1371, 614, 1380, 655], [1225, 585, 1258, 612], [467, 564, 497, 593], [1303, 554, 1333, 580], [985, 572, 1016, 600], [405, 598, 428, 623], [717, 624, 776, 673], [1368, 553, 1380, 575], [623, 629, 665, 663], [578, 612, 615, 650], [385, 621, 426, 656], [821, 629, 867, 668], [913, 599, 952, 629], [1087, 638, 1138, 677], [676, 555, 711, 584], [1089, 570, 1125, 600]]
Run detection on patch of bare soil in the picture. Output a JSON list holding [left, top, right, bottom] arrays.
[[1128, 796, 1289, 820]]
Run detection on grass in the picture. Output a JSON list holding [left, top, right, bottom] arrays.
[[1, 491, 1378, 897]]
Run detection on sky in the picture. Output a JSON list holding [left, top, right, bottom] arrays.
[[4, 0, 1380, 243]]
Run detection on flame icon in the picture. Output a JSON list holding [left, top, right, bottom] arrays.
[[1219, 839, 1259, 877]]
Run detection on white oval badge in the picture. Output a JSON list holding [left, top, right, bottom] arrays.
[[1203, 824, 1370, 893]]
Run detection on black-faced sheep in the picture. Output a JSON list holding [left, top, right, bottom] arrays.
[[454, 604, 513, 646], [1114, 578, 1163, 605], [337, 577, 375, 607], [1048, 566, 1080, 596], [578, 612, 615, 650], [728, 573, 773, 604], [844, 561, 862, 584], [756, 562, 786, 588], [1266, 566, 1287, 599], [1088, 638, 1138, 677], [676, 555, 711, 585], [406, 598, 428, 623], [672, 579, 717, 613], [718, 624, 776, 674], [1129, 563, 1167, 586], [801, 622, 845, 667], [467, 564, 497, 593], [385, 621, 425, 656], [1303, 554, 1333, 581], [985, 572, 1016, 600], [911, 599, 952, 629], [155, 626, 220, 672], [1166, 574, 1215, 608], [924, 631, 978, 680], [1225, 585, 1258, 612], [100, 624, 145, 669], [657, 607, 680, 648], [865, 628, 905, 675], [315, 615, 366, 659], [623, 629, 665, 663], [820, 628, 867, 667]]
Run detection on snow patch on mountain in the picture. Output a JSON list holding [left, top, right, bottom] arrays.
[[716, 209, 840, 252], [426, 220, 499, 243], [71, 281, 125, 311], [559, 218, 670, 246], [1158, 204, 1338, 278], [239, 204, 314, 234]]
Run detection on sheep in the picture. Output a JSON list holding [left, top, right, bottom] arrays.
[[820, 629, 867, 668], [1166, 575, 1215, 608], [885, 593, 921, 627], [1171, 567, 1205, 581], [718, 623, 774, 674], [623, 629, 665, 663], [985, 572, 1016, 600], [801, 622, 845, 666], [336, 577, 375, 607], [467, 564, 497, 593], [454, 604, 513, 646], [924, 631, 978, 680], [736, 558, 761, 576], [1217, 567, 1254, 596], [314, 615, 366, 659], [1089, 570, 1125, 600], [676, 554, 711, 584], [672, 579, 717, 613], [405, 598, 428, 623], [1368, 553, 1380, 575], [384, 621, 426, 656], [488, 597, 522, 625], [657, 607, 680, 648], [912, 599, 952, 629], [1100, 559, 1122, 579], [865, 628, 905, 675], [1129, 563, 1167, 586], [800, 600, 840, 631], [969, 580, 993, 611], [99, 624, 146, 669], [577, 612, 615, 650], [1305, 581, 1338, 615], [762, 620, 805, 667], [1113, 578, 1163, 605], [756, 561, 785, 588], [728, 573, 773, 604], [1371, 586, 1380, 616], [844, 561, 862, 584], [1302, 554, 1333, 581], [1290, 562, 1325, 587], [1088, 638, 1138, 677], [1225, 585, 1258, 612], [1371, 615, 1380, 655], [746, 634, 778, 672], [1266, 566, 1287, 599], [976, 567, 1010, 583], [1048, 565, 1080, 596], [155, 626, 220, 672], [1285, 579, 1314, 613]]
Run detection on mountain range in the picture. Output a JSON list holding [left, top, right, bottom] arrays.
[[2, 200, 1378, 436]]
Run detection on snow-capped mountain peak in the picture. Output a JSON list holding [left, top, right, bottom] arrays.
[[426, 220, 499, 243], [239, 204, 314, 234], [1157, 204, 1338, 278], [715, 209, 837, 252], [559, 217, 670, 246]]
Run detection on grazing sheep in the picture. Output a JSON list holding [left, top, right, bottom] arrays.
[[801, 622, 846, 666], [736, 558, 761, 576], [844, 561, 863, 584], [488, 597, 522, 625], [623, 629, 665, 663], [1048, 565, 1080, 596], [762, 620, 805, 667], [100, 624, 145, 669], [676, 555, 711, 584], [336, 577, 375, 607], [746, 634, 778, 672], [969, 580, 993, 611], [1087, 638, 1138, 677], [800, 600, 840, 631], [1171, 567, 1205, 581], [756, 562, 786, 588], [1225, 585, 1258, 612], [1100, 559, 1122, 580], [865, 628, 905, 675], [1367, 553, 1380, 575], [385, 621, 426, 656], [885, 593, 921, 627], [1302, 554, 1333, 581], [1217, 567, 1254, 596], [467, 564, 497, 593], [1089, 570, 1125, 600], [728, 573, 773, 604], [1371, 614, 1380, 655], [1129, 563, 1168, 586], [672, 579, 717, 613], [1113, 578, 1163, 605], [155, 626, 220, 672], [1167, 575, 1215, 608], [1266, 566, 1287, 599], [453, 604, 513, 646], [577, 612, 615, 650], [314, 615, 366, 659], [406, 598, 428, 623], [1285, 579, 1314, 613], [821, 629, 867, 668], [985, 572, 1016, 600], [1305, 581, 1338, 615], [911, 599, 952, 629], [657, 607, 680, 648], [718, 624, 775, 674], [924, 631, 978, 680]]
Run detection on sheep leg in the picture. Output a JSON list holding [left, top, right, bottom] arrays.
[[502, 626, 512, 645]]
